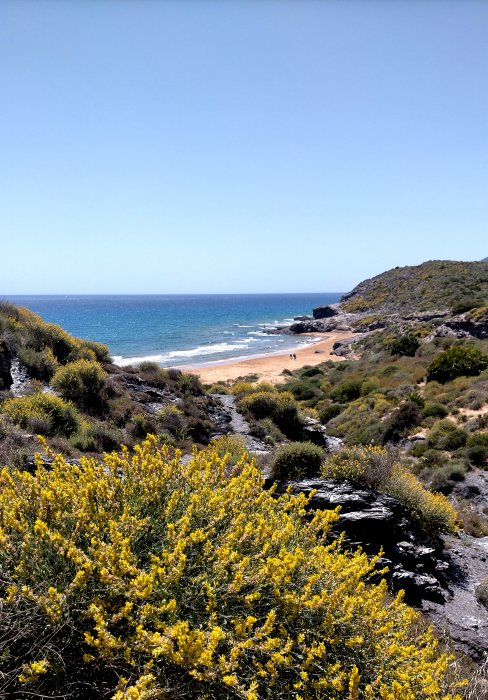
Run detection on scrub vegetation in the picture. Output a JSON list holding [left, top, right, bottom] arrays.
[[0, 298, 486, 697]]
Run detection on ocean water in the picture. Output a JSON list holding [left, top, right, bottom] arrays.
[[3, 294, 342, 368]]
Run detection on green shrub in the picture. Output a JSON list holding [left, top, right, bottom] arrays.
[[237, 391, 302, 439], [330, 379, 362, 403], [269, 441, 324, 482], [360, 379, 380, 396], [300, 366, 323, 378], [466, 432, 488, 466], [422, 402, 449, 419], [390, 335, 420, 357], [429, 463, 466, 493], [451, 297, 483, 314], [67, 345, 97, 362], [1, 393, 80, 437], [178, 372, 203, 395], [322, 445, 394, 489], [319, 403, 344, 424], [410, 441, 428, 458], [157, 404, 186, 436], [52, 359, 107, 413], [475, 577, 488, 607], [249, 417, 285, 444], [206, 384, 230, 394], [421, 449, 448, 467], [272, 401, 303, 439], [382, 401, 423, 443], [279, 379, 320, 401], [17, 347, 59, 381], [238, 391, 281, 419], [71, 421, 122, 452], [128, 413, 158, 440], [427, 345, 488, 384], [24, 320, 79, 363], [427, 420, 467, 451], [79, 340, 110, 364]]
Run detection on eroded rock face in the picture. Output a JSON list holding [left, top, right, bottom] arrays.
[[269, 478, 448, 605], [0, 341, 13, 390], [313, 305, 339, 320]]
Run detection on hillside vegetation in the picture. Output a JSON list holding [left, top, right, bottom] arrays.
[[0, 300, 486, 695], [0, 303, 219, 466], [340, 260, 488, 314]]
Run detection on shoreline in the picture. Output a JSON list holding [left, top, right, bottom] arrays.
[[185, 332, 354, 384]]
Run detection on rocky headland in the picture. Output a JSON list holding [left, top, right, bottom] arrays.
[[271, 261, 488, 359]]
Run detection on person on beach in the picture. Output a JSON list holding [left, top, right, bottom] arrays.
[[293, 353, 297, 360]]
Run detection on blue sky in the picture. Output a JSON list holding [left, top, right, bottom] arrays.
[[1, 1, 487, 294]]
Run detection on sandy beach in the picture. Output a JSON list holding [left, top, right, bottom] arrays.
[[186, 332, 354, 385]]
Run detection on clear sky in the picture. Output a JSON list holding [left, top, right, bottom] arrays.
[[1, 0, 487, 294]]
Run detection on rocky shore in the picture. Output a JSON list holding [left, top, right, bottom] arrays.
[[269, 304, 488, 358]]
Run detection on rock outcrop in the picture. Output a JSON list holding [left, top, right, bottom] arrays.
[[312, 305, 338, 320], [0, 341, 13, 390], [269, 478, 448, 604], [268, 476, 488, 659]]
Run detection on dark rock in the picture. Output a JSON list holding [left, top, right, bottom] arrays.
[[301, 417, 344, 451], [289, 321, 321, 334], [313, 305, 339, 320], [444, 318, 488, 340], [294, 315, 312, 321], [268, 477, 448, 605], [0, 341, 13, 390]]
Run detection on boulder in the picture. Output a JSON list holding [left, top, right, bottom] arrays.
[[289, 321, 321, 334], [313, 305, 339, 320]]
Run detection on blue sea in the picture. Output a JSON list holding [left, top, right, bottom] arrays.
[[3, 294, 341, 368]]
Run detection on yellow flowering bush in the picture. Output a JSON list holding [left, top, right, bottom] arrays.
[[0, 436, 464, 699], [1, 392, 80, 437], [322, 446, 459, 534], [231, 382, 277, 398]]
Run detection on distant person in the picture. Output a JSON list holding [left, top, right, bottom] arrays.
[[293, 353, 297, 360]]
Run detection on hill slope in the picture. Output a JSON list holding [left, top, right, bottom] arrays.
[[341, 260, 488, 314]]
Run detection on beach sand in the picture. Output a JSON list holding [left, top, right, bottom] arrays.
[[186, 332, 354, 385]]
